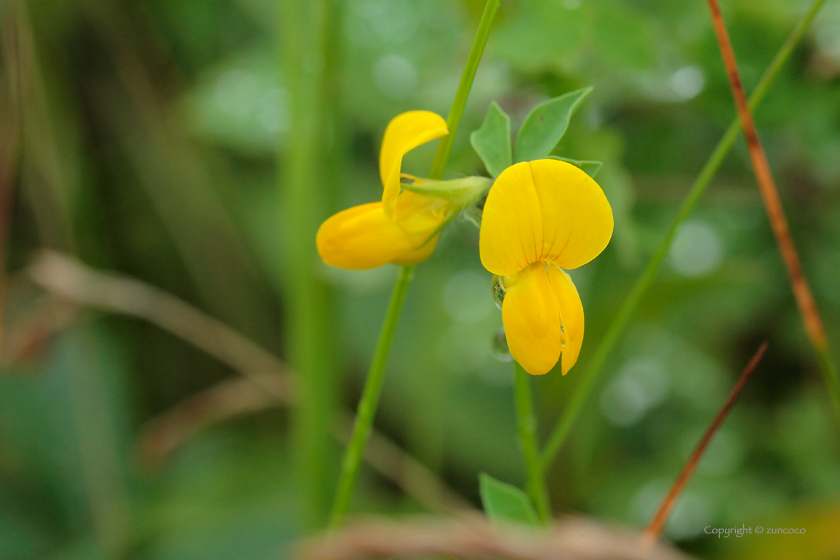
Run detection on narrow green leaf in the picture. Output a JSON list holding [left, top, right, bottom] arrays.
[[514, 87, 592, 163], [470, 102, 512, 178], [547, 156, 603, 178], [479, 473, 540, 527]]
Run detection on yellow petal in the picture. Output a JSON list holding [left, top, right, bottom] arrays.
[[501, 263, 586, 376], [529, 159, 614, 270], [545, 265, 584, 375], [502, 263, 563, 376], [379, 111, 448, 218], [317, 202, 437, 270], [392, 191, 451, 247], [392, 233, 440, 265], [480, 159, 614, 277], [479, 162, 544, 276]]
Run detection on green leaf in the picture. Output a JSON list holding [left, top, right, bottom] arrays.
[[514, 87, 592, 163], [470, 102, 512, 178], [479, 473, 540, 527], [547, 156, 603, 178]]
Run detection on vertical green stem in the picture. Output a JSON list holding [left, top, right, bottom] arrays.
[[514, 362, 551, 523], [541, 0, 830, 468], [281, 0, 339, 529], [328, 0, 501, 527]]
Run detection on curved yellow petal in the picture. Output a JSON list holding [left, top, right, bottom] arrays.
[[546, 265, 584, 375], [502, 263, 563, 376], [480, 159, 614, 277], [529, 159, 613, 270], [316, 202, 422, 270], [379, 111, 448, 218]]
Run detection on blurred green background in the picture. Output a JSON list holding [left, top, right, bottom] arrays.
[[1, 0, 840, 558]]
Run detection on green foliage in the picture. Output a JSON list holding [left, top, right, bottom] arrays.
[[479, 473, 540, 527], [470, 102, 512, 178], [514, 87, 592, 163]]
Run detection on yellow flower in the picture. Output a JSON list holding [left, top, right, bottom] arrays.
[[317, 111, 452, 270], [480, 159, 614, 376]]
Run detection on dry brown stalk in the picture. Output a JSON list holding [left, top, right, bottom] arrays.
[[28, 250, 294, 400], [641, 343, 768, 544], [135, 373, 472, 513], [26, 250, 470, 514], [704, 1, 834, 369], [299, 514, 695, 560]]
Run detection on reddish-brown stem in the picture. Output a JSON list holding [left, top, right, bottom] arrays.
[[705, 0, 826, 351], [641, 343, 767, 544]]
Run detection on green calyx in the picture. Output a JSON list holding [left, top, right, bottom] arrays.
[[400, 175, 492, 209]]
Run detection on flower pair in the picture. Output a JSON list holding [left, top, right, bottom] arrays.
[[316, 111, 613, 376]]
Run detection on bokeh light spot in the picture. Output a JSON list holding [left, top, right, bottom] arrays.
[[669, 220, 724, 277]]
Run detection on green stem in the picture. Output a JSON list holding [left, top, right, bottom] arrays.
[[328, 0, 501, 527], [281, 0, 339, 529], [428, 0, 501, 181], [329, 265, 414, 528], [541, 0, 830, 468], [514, 362, 551, 523]]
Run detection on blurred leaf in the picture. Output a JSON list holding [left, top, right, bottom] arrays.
[[0, 323, 132, 557], [492, 1, 658, 74], [140, 428, 299, 560], [492, 1, 585, 72], [547, 156, 602, 178], [470, 102, 512, 178], [589, 3, 657, 70], [479, 473, 540, 527], [0, 503, 55, 560], [40, 538, 99, 560], [514, 87, 592, 163]]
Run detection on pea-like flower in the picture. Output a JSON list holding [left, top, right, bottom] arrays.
[[317, 111, 487, 270], [480, 159, 614, 376]]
